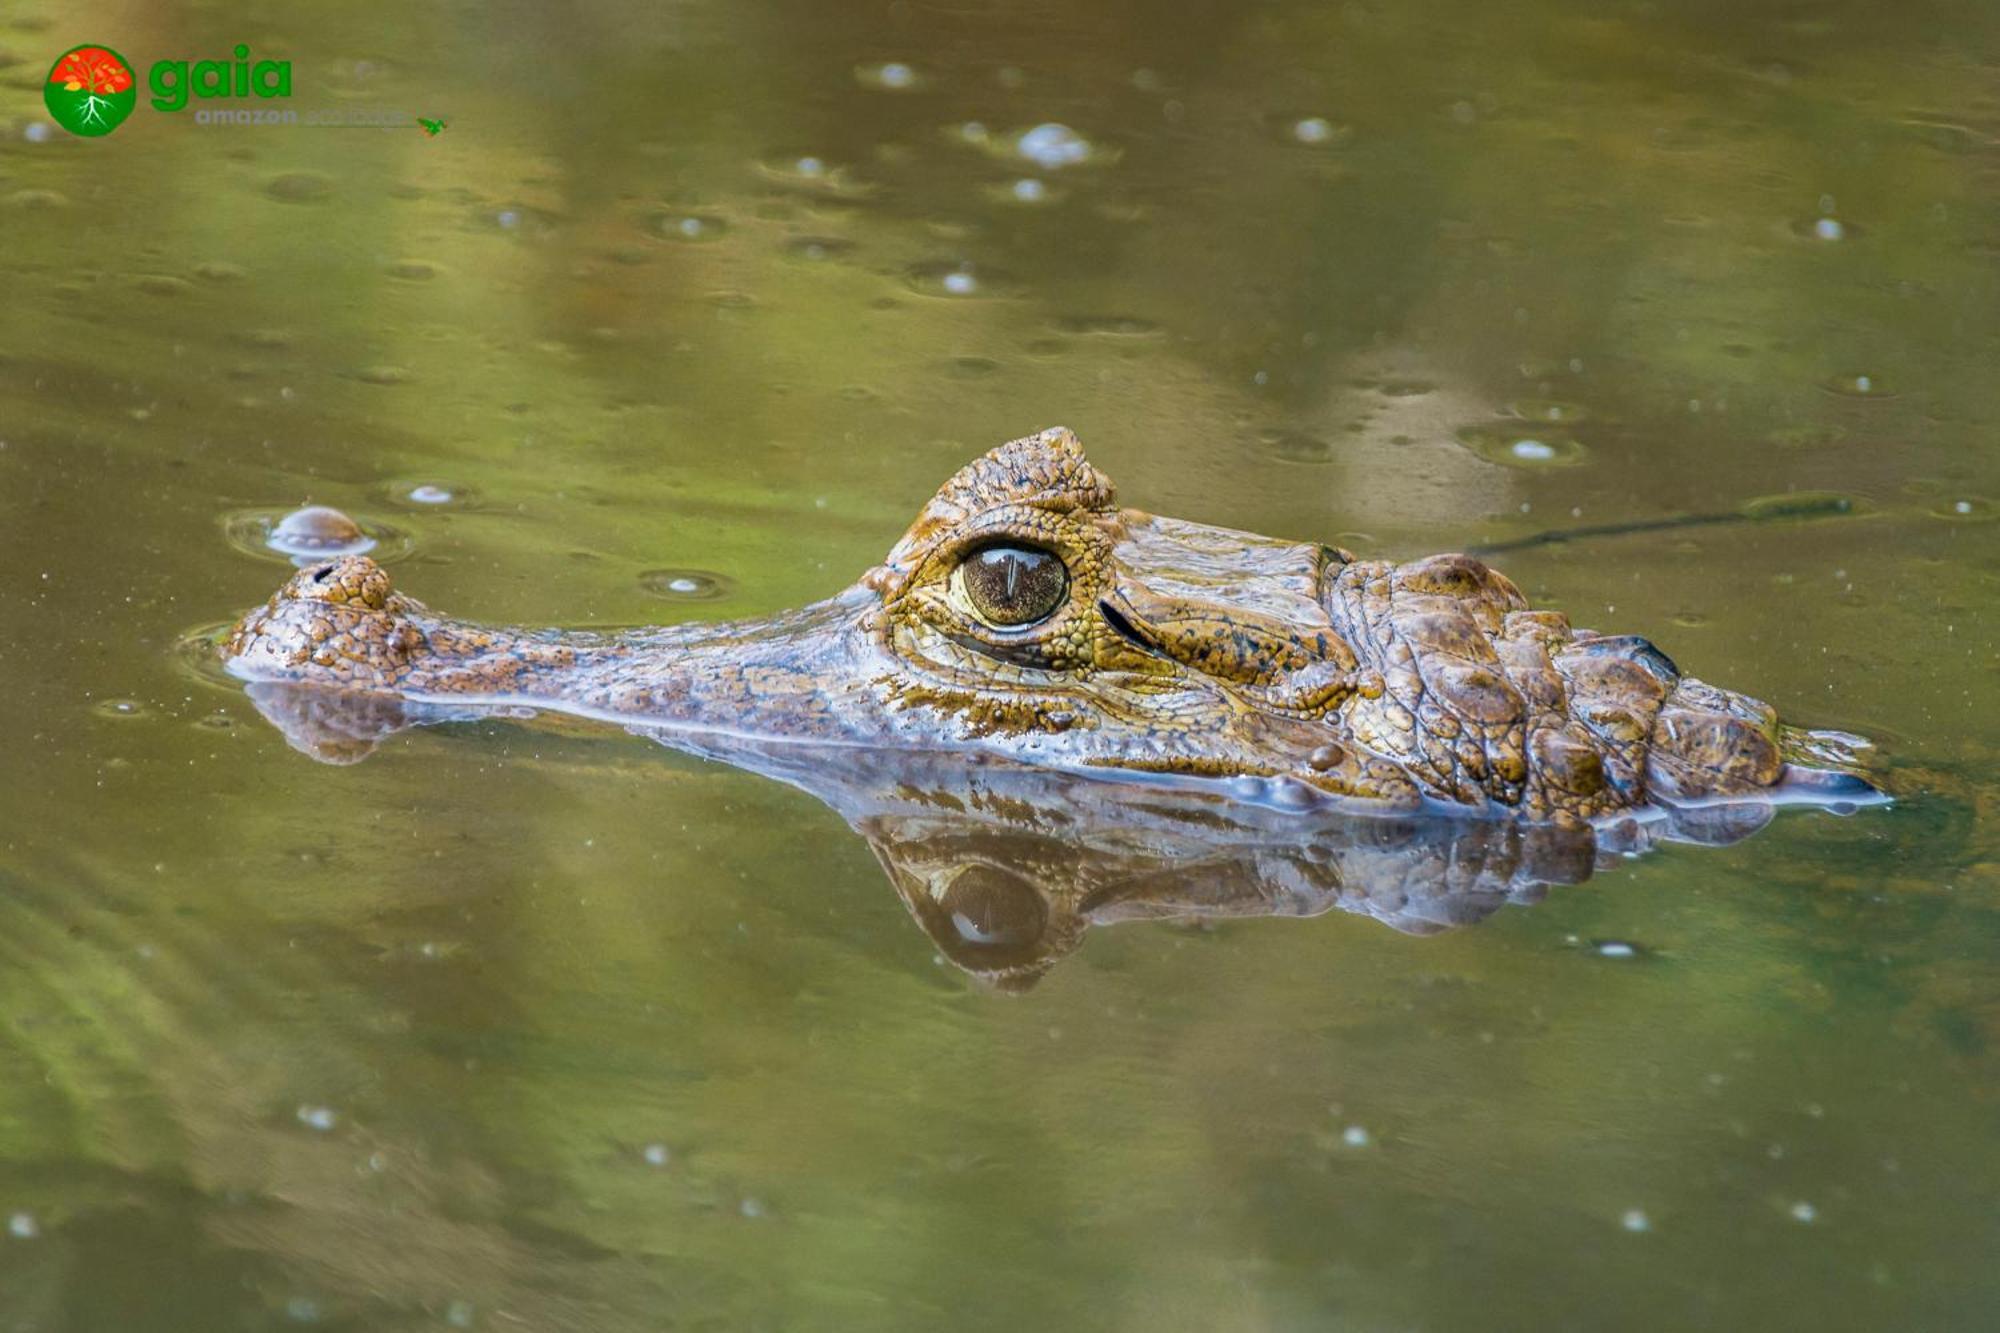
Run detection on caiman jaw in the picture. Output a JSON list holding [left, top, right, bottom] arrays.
[[1101, 579, 1365, 714]]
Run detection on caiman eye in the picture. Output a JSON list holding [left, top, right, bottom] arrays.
[[956, 542, 1069, 628]]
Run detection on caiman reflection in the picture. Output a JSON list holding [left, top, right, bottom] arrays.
[[220, 428, 1883, 986], [237, 683, 1855, 988]]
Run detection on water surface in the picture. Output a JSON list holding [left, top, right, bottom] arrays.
[[1, 1, 1996, 1328]]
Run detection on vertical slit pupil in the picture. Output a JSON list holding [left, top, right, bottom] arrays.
[[964, 543, 1067, 626]]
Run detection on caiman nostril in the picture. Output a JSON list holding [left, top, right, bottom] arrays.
[[312, 565, 335, 584]]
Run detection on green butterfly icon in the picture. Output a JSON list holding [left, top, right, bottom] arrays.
[[417, 117, 447, 136]]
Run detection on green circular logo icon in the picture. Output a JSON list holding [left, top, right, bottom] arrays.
[[44, 44, 137, 138]]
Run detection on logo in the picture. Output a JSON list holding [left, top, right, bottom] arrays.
[[39, 43, 444, 137], [44, 44, 136, 137]]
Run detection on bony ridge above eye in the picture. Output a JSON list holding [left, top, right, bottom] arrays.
[[955, 542, 1069, 628]]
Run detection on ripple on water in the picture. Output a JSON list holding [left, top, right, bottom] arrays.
[[1455, 424, 1589, 468], [1931, 495, 1994, 522], [91, 698, 148, 720], [171, 621, 246, 690], [471, 203, 561, 236], [784, 236, 856, 262], [639, 569, 735, 601], [1051, 314, 1161, 337], [193, 260, 248, 282], [1256, 430, 1337, 465], [6, 188, 69, 210], [855, 61, 922, 91], [1897, 117, 1987, 154], [654, 212, 729, 242], [265, 172, 332, 203], [377, 479, 477, 509], [385, 259, 439, 281], [1509, 398, 1589, 424], [755, 154, 873, 199], [1820, 372, 1895, 398], [904, 261, 1004, 299], [1268, 112, 1352, 147], [134, 274, 196, 298], [222, 506, 412, 565]]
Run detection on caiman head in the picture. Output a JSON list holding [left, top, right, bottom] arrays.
[[222, 426, 1881, 824]]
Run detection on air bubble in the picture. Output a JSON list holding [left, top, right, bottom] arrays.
[[223, 507, 410, 566], [639, 569, 734, 601], [1932, 496, 1993, 522], [1016, 123, 1094, 169], [1820, 372, 1894, 398], [857, 62, 921, 91], [1455, 424, 1588, 469], [905, 262, 1005, 298], [270, 506, 370, 555], [296, 1105, 338, 1132], [378, 479, 476, 510], [1792, 215, 1864, 242], [657, 213, 728, 242]]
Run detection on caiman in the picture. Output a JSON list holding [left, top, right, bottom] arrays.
[[221, 427, 1885, 985], [222, 426, 1876, 823]]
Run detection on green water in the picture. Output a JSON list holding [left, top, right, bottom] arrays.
[[2, 1, 1997, 1328]]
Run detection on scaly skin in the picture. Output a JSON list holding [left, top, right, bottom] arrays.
[[222, 427, 1873, 825]]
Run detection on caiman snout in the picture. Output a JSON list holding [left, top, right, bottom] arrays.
[[289, 554, 396, 609], [226, 553, 431, 689]]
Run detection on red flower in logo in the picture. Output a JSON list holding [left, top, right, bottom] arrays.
[[49, 46, 132, 96]]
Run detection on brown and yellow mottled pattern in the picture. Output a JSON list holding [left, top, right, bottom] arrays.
[[222, 427, 1874, 824]]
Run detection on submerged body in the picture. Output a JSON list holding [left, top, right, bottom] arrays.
[[222, 427, 1874, 824]]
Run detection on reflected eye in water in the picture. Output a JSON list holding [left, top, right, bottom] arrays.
[[939, 864, 1049, 949], [956, 542, 1069, 627]]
